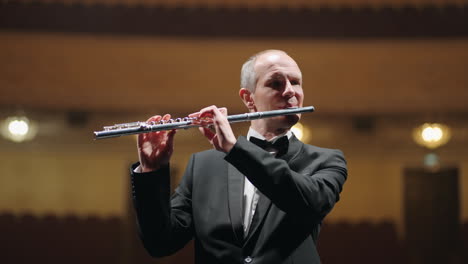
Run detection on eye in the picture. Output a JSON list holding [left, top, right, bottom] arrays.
[[272, 80, 283, 88], [290, 79, 300, 85], [267, 78, 285, 89]]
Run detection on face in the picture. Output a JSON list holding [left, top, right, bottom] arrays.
[[243, 51, 304, 131]]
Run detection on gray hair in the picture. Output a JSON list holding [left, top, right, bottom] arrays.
[[240, 50, 288, 92], [240, 56, 257, 92]]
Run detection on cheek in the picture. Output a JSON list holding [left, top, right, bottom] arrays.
[[259, 90, 278, 101], [295, 89, 304, 100], [253, 92, 270, 106]]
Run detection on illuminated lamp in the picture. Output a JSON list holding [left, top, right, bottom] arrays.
[[412, 123, 451, 149], [1, 116, 38, 142], [291, 122, 311, 143]]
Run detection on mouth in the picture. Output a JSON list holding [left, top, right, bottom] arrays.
[[282, 105, 298, 109]]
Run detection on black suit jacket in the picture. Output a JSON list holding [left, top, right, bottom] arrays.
[[130, 135, 347, 264]]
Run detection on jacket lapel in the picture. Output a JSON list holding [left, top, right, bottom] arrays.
[[279, 134, 302, 163], [243, 190, 272, 244], [227, 163, 245, 246], [244, 135, 304, 244]]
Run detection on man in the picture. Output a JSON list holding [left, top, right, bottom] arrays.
[[131, 50, 347, 264]]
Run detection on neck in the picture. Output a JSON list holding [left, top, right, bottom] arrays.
[[251, 120, 290, 141]]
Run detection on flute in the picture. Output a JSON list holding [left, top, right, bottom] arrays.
[[94, 106, 315, 140]]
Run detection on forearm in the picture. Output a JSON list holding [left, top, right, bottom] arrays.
[[130, 163, 193, 257], [131, 163, 173, 254], [225, 137, 347, 219]]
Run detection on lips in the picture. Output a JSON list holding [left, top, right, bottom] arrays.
[[282, 104, 298, 109]]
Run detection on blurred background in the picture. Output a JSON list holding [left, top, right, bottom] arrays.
[[1, 0, 468, 263]]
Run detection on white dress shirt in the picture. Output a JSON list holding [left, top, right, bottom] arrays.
[[243, 128, 292, 236]]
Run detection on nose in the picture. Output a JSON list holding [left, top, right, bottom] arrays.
[[283, 80, 295, 98]]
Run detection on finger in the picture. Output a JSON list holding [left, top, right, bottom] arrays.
[[146, 114, 170, 140], [190, 107, 214, 125], [162, 114, 171, 121], [188, 111, 200, 118], [198, 105, 217, 113], [211, 107, 230, 128], [200, 106, 222, 126], [199, 126, 215, 140], [145, 114, 171, 135], [207, 107, 228, 127], [199, 106, 226, 116], [146, 115, 162, 123], [137, 133, 145, 149], [138, 116, 156, 147], [198, 105, 218, 118], [212, 107, 225, 118], [137, 132, 146, 143], [210, 107, 234, 146], [218, 107, 228, 116], [165, 129, 176, 150], [189, 112, 203, 125]]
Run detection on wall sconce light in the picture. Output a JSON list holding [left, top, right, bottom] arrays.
[[412, 123, 451, 149], [1, 116, 38, 142]]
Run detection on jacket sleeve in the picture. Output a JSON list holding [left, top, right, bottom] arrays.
[[130, 156, 195, 257], [224, 136, 347, 220]]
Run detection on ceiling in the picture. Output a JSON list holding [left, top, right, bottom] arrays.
[[8, 0, 468, 8]]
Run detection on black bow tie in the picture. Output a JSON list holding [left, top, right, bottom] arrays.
[[249, 136, 289, 156]]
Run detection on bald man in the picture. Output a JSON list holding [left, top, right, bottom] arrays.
[[130, 50, 347, 264]]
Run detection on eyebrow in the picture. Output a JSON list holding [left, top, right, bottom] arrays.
[[267, 72, 301, 81]]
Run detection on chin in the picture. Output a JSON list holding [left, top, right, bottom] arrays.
[[286, 114, 300, 126], [275, 114, 300, 129]]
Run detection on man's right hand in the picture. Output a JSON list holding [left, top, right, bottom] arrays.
[[137, 114, 176, 173]]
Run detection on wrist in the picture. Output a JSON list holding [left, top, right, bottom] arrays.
[[141, 166, 159, 173], [224, 138, 237, 153]]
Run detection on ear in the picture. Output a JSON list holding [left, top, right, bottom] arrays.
[[239, 88, 255, 110]]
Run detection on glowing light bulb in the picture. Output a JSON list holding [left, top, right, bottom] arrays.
[[8, 120, 29, 136], [413, 123, 450, 149], [291, 122, 310, 142], [1, 116, 37, 142], [291, 123, 304, 140]]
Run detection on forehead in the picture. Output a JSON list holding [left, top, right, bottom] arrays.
[[254, 52, 302, 80]]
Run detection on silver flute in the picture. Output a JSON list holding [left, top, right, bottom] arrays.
[[94, 106, 315, 140]]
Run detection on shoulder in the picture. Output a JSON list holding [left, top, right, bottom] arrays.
[[289, 140, 347, 182], [294, 138, 346, 167], [292, 135, 344, 157], [303, 143, 344, 157], [192, 149, 225, 159]]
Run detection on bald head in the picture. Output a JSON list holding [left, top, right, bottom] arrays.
[[240, 50, 298, 92], [238, 49, 304, 135]]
